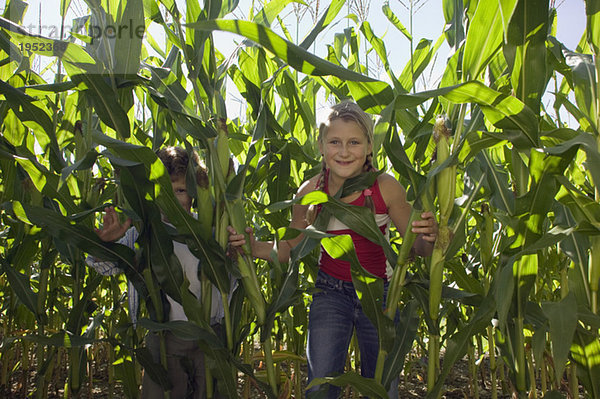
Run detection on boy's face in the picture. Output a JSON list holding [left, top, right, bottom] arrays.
[[171, 175, 193, 212]]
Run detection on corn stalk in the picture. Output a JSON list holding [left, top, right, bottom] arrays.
[[426, 115, 456, 393]]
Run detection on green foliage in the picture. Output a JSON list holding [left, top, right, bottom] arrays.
[[0, 0, 599, 398]]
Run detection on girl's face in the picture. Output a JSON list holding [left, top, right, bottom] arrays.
[[319, 119, 372, 181], [171, 175, 193, 212]]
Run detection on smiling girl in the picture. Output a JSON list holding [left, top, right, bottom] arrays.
[[229, 101, 437, 397]]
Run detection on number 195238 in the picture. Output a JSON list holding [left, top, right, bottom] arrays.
[[18, 42, 65, 52]]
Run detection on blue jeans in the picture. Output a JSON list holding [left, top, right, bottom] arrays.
[[306, 270, 398, 398]]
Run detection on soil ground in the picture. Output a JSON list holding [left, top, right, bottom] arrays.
[[0, 352, 580, 398]]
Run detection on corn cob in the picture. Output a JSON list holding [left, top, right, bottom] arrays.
[[215, 118, 231, 179], [434, 115, 455, 224], [429, 115, 455, 317], [428, 115, 456, 390]]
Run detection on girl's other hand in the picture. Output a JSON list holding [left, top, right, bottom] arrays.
[[227, 226, 254, 255], [95, 207, 132, 242], [411, 211, 438, 243]]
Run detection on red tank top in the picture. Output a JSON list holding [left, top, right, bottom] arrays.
[[318, 174, 391, 281]]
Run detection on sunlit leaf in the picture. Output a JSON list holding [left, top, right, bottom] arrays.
[[542, 292, 578, 384], [186, 19, 376, 81]]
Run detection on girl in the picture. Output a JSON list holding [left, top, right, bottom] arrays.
[[89, 147, 227, 399], [229, 101, 437, 397]]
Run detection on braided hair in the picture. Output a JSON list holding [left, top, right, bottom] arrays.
[[305, 101, 376, 225]]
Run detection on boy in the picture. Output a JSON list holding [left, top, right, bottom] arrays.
[[87, 146, 224, 399]]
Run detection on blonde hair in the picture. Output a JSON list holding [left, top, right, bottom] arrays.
[[306, 101, 376, 225]]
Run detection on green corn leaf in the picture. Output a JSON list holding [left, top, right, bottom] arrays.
[[113, 0, 144, 75], [555, 176, 600, 231], [459, 130, 507, 164], [495, 261, 515, 331], [1, 0, 28, 23], [265, 259, 302, 329], [72, 74, 131, 139], [560, 49, 597, 133], [19, 331, 96, 348], [398, 37, 444, 93], [60, 150, 99, 184], [542, 292, 578, 384], [585, 0, 600, 56], [442, 0, 464, 48], [253, 0, 299, 27], [322, 196, 398, 267], [359, 21, 397, 85], [381, 300, 419, 389], [96, 135, 231, 295], [321, 234, 394, 353], [300, 0, 346, 50], [544, 131, 600, 193], [515, 226, 576, 257], [267, 147, 291, 203], [478, 152, 515, 215], [65, 273, 103, 333], [427, 291, 496, 399], [0, 255, 43, 323], [352, 82, 539, 147], [186, 19, 377, 82], [4, 201, 137, 272], [118, 165, 186, 304], [504, 0, 549, 115], [462, 0, 518, 79], [0, 147, 79, 213], [347, 80, 394, 114], [11, 151, 77, 214], [216, 0, 241, 18], [382, 3, 411, 41], [0, 18, 97, 73], [60, 0, 72, 17], [307, 371, 388, 399], [135, 347, 172, 391], [571, 327, 600, 398], [553, 92, 596, 134], [0, 79, 64, 170], [438, 82, 539, 147]]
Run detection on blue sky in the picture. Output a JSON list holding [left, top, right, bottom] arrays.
[[11, 0, 587, 65], [4, 0, 589, 116]]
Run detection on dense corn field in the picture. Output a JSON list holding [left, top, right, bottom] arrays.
[[1, 0, 600, 398]]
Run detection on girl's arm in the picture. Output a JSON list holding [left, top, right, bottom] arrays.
[[86, 206, 135, 275], [95, 206, 132, 242], [380, 174, 437, 257], [228, 176, 317, 262]]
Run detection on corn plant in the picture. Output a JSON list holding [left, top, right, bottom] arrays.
[[1, 0, 600, 398]]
